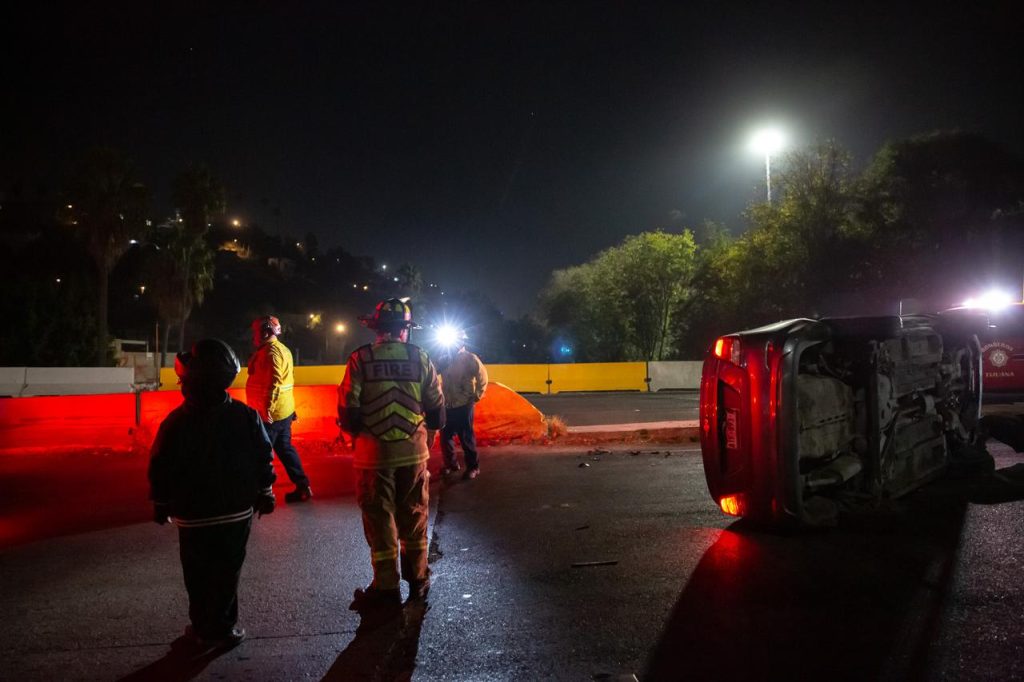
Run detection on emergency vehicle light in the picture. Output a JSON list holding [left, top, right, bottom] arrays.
[[435, 325, 465, 348], [962, 289, 1015, 310]]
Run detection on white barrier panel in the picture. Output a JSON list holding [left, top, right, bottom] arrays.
[[0, 367, 27, 396], [647, 361, 702, 391], [22, 367, 136, 396]]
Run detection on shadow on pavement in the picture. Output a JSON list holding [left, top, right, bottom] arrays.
[[116, 635, 233, 682], [322, 600, 429, 681], [643, 466, 1024, 682]]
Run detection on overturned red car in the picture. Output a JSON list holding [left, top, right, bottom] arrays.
[[699, 315, 984, 526]]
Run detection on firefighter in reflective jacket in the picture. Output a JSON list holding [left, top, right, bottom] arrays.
[[246, 316, 312, 503], [338, 298, 445, 611]]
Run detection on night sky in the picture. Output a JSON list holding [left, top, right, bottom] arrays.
[[3, 2, 1021, 314]]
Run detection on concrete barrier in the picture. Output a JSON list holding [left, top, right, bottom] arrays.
[[0, 380, 546, 455], [22, 367, 136, 396], [160, 364, 348, 391], [9, 360, 704, 397], [0, 368, 27, 397], [548, 362, 647, 393], [647, 361, 702, 391], [295, 365, 345, 386], [485, 364, 550, 394]]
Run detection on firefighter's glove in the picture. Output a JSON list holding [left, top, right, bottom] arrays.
[[255, 491, 276, 517], [153, 503, 171, 526]]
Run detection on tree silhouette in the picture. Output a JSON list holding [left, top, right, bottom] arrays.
[[170, 165, 224, 351], [65, 148, 150, 364]]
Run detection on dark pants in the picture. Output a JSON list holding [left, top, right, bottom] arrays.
[[441, 403, 478, 470], [265, 412, 310, 487], [178, 518, 252, 639]]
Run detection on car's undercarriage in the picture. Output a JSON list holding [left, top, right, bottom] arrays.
[[794, 317, 985, 524]]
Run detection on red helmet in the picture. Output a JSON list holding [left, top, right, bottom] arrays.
[[252, 315, 282, 337]]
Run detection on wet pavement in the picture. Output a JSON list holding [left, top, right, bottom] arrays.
[[2, 441, 1024, 680]]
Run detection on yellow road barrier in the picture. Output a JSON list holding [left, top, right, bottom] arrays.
[[548, 362, 647, 393], [159, 361, 659, 394], [485, 364, 550, 394]]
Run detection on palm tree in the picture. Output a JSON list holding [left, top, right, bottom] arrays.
[[145, 227, 215, 365], [66, 148, 150, 365], [170, 165, 224, 350], [396, 263, 424, 297]]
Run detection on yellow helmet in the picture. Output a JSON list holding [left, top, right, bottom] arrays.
[[362, 298, 414, 331]]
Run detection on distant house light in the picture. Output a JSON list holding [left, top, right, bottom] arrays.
[[129, 239, 138, 245]]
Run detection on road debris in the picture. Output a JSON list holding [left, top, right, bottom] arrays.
[[587, 448, 611, 455], [579, 462, 590, 468], [575, 524, 590, 531], [571, 560, 618, 568]]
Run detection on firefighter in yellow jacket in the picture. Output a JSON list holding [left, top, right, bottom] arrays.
[[246, 316, 313, 503], [338, 299, 445, 611]]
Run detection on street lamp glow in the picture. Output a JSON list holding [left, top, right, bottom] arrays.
[[231, 218, 241, 227], [749, 128, 785, 155], [335, 323, 346, 334], [749, 127, 786, 204]]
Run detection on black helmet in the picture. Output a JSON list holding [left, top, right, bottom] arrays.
[[175, 338, 240, 392], [361, 298, 415, 332]]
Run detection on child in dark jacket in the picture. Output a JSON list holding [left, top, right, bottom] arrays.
[[149, 338, 277, 649]]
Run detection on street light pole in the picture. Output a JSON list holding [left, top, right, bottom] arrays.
[[750, 127, 785, 205]]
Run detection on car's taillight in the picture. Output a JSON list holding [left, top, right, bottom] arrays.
[[718, 493, 745, 516], [714, 336, 742, 366]]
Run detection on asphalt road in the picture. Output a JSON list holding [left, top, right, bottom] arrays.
[[2, 441, 1023, 680], [524, 391, 699, 426]]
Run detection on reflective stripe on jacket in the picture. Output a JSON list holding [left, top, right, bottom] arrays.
[[245, 336, 296, 423], [339, 341, 444, 469], [442, 349, 488, 409]]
